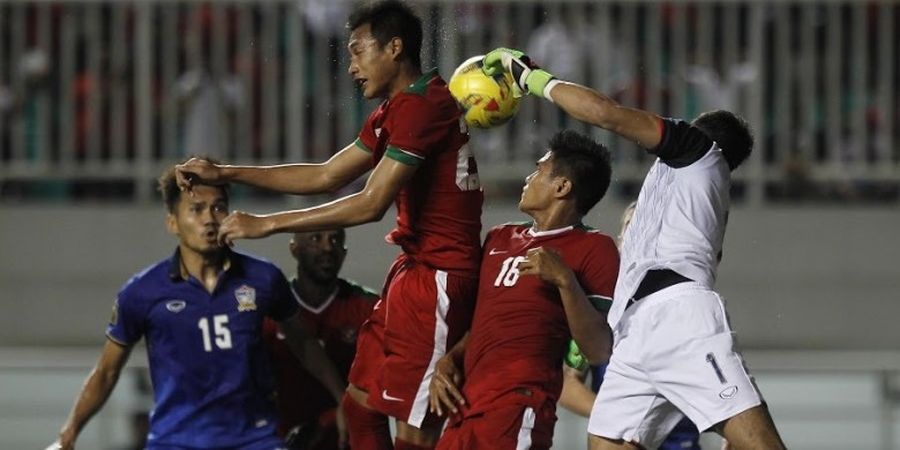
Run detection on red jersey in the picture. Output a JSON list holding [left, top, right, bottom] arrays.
[[355, 69, 483, 273], [262, 278, 379, 435], [462, 223, 619, 411]]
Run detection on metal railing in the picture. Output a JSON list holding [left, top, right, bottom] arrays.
[[1, 0, 898, 203]]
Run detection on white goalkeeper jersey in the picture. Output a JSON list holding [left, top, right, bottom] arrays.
[[607, 119, 732, 329]]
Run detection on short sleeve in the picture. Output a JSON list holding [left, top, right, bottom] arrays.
[[577, 235, 620, 313], [384, 95, 453, 165], [105, 282, 145, 346], [650, 118, 714, 168], [267, 271, 300, 322], [355, 108, 379, 155]]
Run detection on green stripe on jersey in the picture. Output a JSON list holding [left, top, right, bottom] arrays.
[[386, 146, 424, 166], [405, 68, 438, 96], [587, 295, 613, 313], [343, 278, 380, 299], [354, 138, 372, 153]]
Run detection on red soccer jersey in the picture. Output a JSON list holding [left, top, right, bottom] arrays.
[[355, 69, 483, 273], [262, 278, 379, 436], [462, 223, 619, 411]]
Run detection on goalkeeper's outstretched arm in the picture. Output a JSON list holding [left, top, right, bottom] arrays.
[[483, 47, 664, 151]]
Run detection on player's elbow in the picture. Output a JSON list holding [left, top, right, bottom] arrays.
[[582, 332, 613, 365], [585, 347, 611, 366], [355, 191, 391, 223]]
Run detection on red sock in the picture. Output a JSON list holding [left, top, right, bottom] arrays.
[[342, 392, 393, 450], [393, 439, 435, 450]]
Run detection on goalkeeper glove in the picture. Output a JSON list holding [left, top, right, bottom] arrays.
[[482, 47, 559, 99], [564, 339, 589, 371]]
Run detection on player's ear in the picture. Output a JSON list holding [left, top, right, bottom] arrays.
[[554, 176, 573, 199], [388, 36, 403, 61], [165, 212, 178, 236]]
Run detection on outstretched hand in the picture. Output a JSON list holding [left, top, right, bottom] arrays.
[[217, 211, 274, 246], [175, 157, 227, 193], [482, 47, 556, 98], [428, 354, 466, 417]]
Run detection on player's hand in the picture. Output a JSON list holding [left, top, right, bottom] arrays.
[[517, 247, 576, 289], [428, 354, 466, 416], [335, 404, 349, 450], [175, 157, 227, 193], [45, 439, 72, 450], [564, 340, 589, 371], [218, 211, 274, 246], [482, 47, 557, 98]]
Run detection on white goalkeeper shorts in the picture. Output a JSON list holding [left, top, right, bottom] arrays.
[[587, 282, 762, 448]]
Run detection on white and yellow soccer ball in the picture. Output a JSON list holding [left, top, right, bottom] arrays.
[[448, 55, 521, 129]]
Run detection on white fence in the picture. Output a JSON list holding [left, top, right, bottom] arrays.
[[1, 0, 898, 203]]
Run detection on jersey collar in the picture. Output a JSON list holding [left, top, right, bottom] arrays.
[[290, 277, 340, 314], [167, 247, 240, 281], [527, 223, 578, 238]]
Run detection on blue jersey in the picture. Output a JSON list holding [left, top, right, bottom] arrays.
[[591, 364, 701, 450], [107, 248, 298, 449]]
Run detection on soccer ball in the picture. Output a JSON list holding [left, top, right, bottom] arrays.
[[448, 55, 520, 129]]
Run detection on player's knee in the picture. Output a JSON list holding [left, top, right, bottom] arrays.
[[719, 405, 785, 450]]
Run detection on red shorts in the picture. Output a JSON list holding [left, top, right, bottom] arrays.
[[348, 254, 477, 428], [436, 393, 557, 450]]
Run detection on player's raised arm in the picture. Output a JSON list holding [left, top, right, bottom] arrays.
[[175, 142, 373, 195], [217, 155, 415, 245], [482, 47, 663, 150], [52, 340, 132, 450]]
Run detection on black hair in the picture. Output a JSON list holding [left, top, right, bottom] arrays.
[[691, 110, 754, 171], [548, 130, 613, 215], [348, 0, 423, 68], [158, 156, 229, 213]]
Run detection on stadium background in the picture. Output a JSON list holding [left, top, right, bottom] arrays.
[[1, 0, 899, 448]]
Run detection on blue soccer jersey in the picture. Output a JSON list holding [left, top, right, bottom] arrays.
[[107, 248, 298, 449]]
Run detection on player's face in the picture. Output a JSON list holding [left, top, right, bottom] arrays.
[[291, 230, 347, 284], [348, 24, 397, 99], [167, 185, 229, 256], [518, 151, 558, 214]]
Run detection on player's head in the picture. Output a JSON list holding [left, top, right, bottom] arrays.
[[617, 201, 637, 248], [159, 157, 230, 256], [692, 110, 754, 171], [290, 229, 348, 285], [519, 130, 612, 217], [347, 0, 423, 99]]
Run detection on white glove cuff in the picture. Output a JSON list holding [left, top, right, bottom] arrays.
[[543, 79, 564, 103]]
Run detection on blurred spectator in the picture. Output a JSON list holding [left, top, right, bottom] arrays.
[[683, 62, 757, 113], [173, 55, 245, 160]]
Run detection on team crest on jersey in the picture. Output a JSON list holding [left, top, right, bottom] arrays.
[[166, 300, 186, 313], [235, 285, 257, 312]]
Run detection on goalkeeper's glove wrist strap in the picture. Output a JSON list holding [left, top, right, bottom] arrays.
[[543, 79, 563, 103]]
